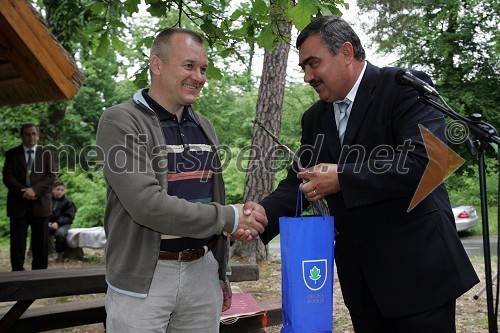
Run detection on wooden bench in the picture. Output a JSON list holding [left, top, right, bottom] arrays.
[[0, 266, 106, 333], [228, 262, 259, 282], [2, 298, 106, 333], [3, 297, 282, 333], [0, 262, 264, 332]]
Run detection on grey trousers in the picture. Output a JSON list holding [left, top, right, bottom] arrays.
[[105, 251, 223, 333]]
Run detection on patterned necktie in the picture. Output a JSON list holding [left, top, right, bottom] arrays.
[[337, 99, 351, 144], [26, 150, 34, 187]]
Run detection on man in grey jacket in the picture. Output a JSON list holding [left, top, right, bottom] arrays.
[[96, 28, 267, 332]]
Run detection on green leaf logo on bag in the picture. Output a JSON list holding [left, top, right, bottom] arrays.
[[302, 259, 328, 291], [310, 266, 321, 282]]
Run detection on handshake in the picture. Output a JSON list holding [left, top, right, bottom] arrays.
[[229, 202, 268, 243]]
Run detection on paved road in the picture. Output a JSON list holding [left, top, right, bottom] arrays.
[[268, 235, 499, 257], [460, 235, 498, 257]]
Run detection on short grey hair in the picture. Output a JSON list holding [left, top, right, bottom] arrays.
[[150, 28, 205, 62]]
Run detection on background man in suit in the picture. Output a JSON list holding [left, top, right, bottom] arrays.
[[3, 123, 56, 271], [258, 15, 479, 332]]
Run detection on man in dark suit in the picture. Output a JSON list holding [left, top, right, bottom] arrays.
[[3, 123, 56, 271], [258, 16, 479, 332]]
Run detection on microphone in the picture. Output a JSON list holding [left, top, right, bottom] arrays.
[[395, 69, 439, 96]]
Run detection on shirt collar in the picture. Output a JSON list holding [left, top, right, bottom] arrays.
[[345, 61, 367, 104], [23, 145, 37, 154], [333, 61, 367, 122], [141, 89, 193, 122]]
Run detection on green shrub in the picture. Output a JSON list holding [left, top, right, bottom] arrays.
[[58, 168, 106, 228]]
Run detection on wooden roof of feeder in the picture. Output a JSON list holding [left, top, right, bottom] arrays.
[[0, 0, 84, 107]]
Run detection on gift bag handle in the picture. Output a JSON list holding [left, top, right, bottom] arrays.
[[296, 186, 332, 221], [295, 186, 305, 217]]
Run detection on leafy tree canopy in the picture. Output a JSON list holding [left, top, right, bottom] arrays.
[[73, 0, 347, 79], [357, 0, 499, 133]]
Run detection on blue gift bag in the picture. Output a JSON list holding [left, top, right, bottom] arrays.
[[279, 189, 334, 333]]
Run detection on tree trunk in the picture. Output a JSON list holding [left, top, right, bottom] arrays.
[[232, 8, 292, 263], [39, 101, 67, 143]]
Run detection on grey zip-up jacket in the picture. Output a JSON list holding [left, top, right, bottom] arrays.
[[96, 90, 235, 295]]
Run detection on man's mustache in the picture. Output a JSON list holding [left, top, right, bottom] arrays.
[[309, 80, 321, 87]]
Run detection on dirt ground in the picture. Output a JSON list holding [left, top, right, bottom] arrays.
[[235, 253, 493, 333], [0, 246, 495, 332]]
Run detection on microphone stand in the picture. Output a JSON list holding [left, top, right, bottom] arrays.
[[418, 93, 500, 333]]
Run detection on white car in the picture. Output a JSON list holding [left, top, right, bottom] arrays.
[[451, 204, 479, 232]]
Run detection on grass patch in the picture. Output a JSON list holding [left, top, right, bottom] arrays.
[[468, 205, 498, 236], [269, 235, 280, 244]]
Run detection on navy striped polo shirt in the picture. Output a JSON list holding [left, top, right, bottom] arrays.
[[142, 90, 215, 252]]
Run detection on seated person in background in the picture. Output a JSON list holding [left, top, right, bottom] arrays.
[[48, 180, 77, 258]]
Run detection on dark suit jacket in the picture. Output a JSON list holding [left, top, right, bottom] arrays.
[[260, 62, 479, 318], [3, 145, 56, 218]]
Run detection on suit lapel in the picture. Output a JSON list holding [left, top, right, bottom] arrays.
[[34, 146, 43, 172], [343, 63, 378, 146], [17, 145, 27, 171], [320, 102, 342, 161]]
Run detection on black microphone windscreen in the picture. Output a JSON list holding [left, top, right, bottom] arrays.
[[395, 69, 409, 85]]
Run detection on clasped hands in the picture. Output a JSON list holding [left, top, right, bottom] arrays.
[[225, 163, 339, 243], [21, 187, 37, 200], [48, 222, 59, 230], [228, 202, 268, 243]]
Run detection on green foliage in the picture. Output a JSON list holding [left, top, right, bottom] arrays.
[[446, 157, 499, 236], [0, 157, 8, 239], [38, 0, 89, 51], [358, 0, 499, 237], [446, 158, 499, 207], [62, 50, 121, 151], [287, 0, 318, 30], [82, 0, 348, 80], [4, 0, 495, 247], [221, 148, 247, 204], [0, 166, 106, 237], [17, 0, 351, 152], [280, 83, 319, 150], [197, 70, 258, 148], [0, 104, 50, 154], [0, 67, 321, 243], [222, 146, 293, 204], [357, 0, 500, 137], [197, 79, 314, 206]]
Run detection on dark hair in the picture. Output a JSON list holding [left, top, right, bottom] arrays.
[[53, 179, 66, 188], [20, 123, 38, 136], [296, 15, 366, 61], [150, 28, 205, 61]]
